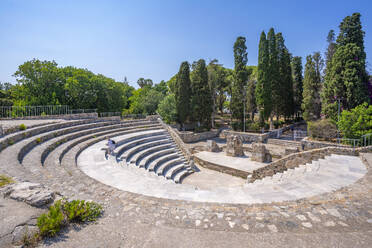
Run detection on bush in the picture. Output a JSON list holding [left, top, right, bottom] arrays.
[[63, 200, 102, 222], [37, 201, 65, 237], [35, 137, 41, 144], [337, 103, 372, 139], [308, 119, 338, 141], [157, 94, 177, 124], [19, 124, 27, 130], [37, 199, 103, 238]]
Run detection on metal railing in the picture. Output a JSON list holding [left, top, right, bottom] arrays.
[[336, 133, 372, 149], [99, 112, 121, 118], [0, 105, 97, 118]]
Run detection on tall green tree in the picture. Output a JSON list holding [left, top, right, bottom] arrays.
[[322, 13, 370, 120], [191, 59, 213, 129], [302, 54, 322, 121], [325, 30, 336, 68], [175, 62, 192, 127], [256, 31, 272, 122], [291, 56, 303, 117], [246, 66, 257, 121], [276, 32, 294, 118], [207, 59, 228, 126], [137, 78, 153, 88], [267, 28, 279, 124], [231, 36, 248, 129]]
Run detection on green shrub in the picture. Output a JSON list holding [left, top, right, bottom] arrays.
[[19, 124, 27, 130], [337, 103, 372, 139], [157, 94, 177, 124], [63, 200, 103, 222], [37, 201, 65, 237], [0, 175, 14, 187], [7, 139, 14, 145], [35, 137, 41, 144], [308, 119, 338, 141]]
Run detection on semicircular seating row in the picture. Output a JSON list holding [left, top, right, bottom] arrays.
[[112, 130, 194, 183], [0, 118, 193, 198]]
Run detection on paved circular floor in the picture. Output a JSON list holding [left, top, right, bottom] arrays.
[[78, 138, 367, 204]]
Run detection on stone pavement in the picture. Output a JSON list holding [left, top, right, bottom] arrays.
[[39, 152, 372, 247]]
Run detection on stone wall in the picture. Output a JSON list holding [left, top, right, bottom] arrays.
[[221, 130, 269, 143], [301, 136, 349, 150], [249, 145, 372, 182], [175, 129, 221, 143], [157, 118, 194, 164]]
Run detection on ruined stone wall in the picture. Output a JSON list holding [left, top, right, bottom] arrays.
[[249, 145, 372, 182]]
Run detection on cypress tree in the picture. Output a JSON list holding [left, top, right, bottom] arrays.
[[291, 56, 303, 117], [175, 61, 192, 127], [191, 59, 213, 129], [302, 54, 322, 121], [231, 37, 248, 130], [256, 31, 272, 121], [276, 33, 294, 118], [322, 13, 370, 120], [267, 28, 279, 123]]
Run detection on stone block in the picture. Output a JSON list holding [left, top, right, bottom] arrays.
[[225, 135, 244, 157], [4, 182, 55, 207], [251, 143, 272, 163], [206, 140, 221, 152]]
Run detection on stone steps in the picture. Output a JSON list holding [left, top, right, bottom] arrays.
[[130, 145, 177, 166], [139, 149, 176, 169], [125, 139, 173, 162], [41, 121, 161, 165], [18, 120, 119, 163], [155, 157, 183, 175]]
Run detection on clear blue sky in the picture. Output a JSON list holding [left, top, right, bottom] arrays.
[[1, 0, 371, 88]]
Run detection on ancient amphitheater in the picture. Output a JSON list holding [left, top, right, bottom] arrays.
[[1, 116, 372, 247]]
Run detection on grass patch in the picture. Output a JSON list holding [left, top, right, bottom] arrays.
[[0, 174, 14, 187], [36, 199, 103, 238]]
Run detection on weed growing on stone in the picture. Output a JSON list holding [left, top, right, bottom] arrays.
[[35, 137, 41, 144], [19, 124, 27, 130], [37, 200, 65, 237], [0, 174, 14, 187], [7, 139, 14, 145], [36, 199, 103, 238], [63, 200, 103, 222]]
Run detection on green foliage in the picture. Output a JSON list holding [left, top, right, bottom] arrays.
[[37, 200, 65, 237], [191, 59, 213, 129], [231, 37, 248, 126], [337, 103, 372, 139], [0, 175, 14, 187], [322, 13, 369, 120], [291, 56, 303, 115], [175, 62, 192, 126], [267, 28, 279, 118], [11, 60, 132, 113], [35, 137, 41, 144], [302, 53, 322, 121], [19, 124, 27, 130], [256, 31, 272, 120], [127, 87, 163, 115], [137, 78, 153, 88], [63, 200, 102, 222], [308, 119, 338, 141], [157, 94, 177, 124]]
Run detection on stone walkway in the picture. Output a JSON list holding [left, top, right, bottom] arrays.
[[39, 153, 372, 247], [78, 139, 367, 204]]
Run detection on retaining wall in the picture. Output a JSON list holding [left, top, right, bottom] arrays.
[[249, 145, 372, 182]]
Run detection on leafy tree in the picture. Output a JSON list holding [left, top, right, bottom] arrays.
[[246, 66, 257, 121], [13, 59, 65, 105], [338, 102, 372, 139], [153, 80, 168, 95], [322, 13, 370, 120], [302, 54, 322, 121], [291, 56, 303, 116], [157, 94, 177, 124], [207, 59, 228, 125], [175, 61, 192, 127], [137, 78, 153, 88], [231, 36, 248, 129], [256, 31, 272, 121], [191, 59, 213, 129], [127, 87, 163, 115]]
